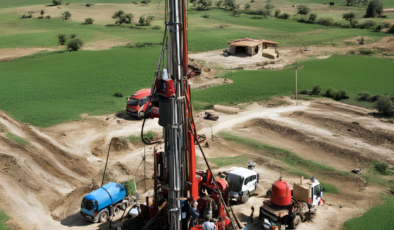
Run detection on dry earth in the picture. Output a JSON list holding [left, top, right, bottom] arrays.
[[0, 97, 393, 230]]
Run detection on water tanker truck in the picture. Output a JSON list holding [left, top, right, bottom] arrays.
[[259, 176, 325, 229], [80, 182, 130, 223]]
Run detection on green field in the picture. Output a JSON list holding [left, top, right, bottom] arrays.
[[0, 47, 159, 127], [192, 55, 394, 107], [0, 210, 10, 230], [344, 195, 394, 230]]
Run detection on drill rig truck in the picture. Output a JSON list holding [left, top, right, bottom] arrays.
[[129, 0, 245, 229]]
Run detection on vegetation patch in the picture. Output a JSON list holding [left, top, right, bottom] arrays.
[[121, 131, 157, 144], [120, 180, 136, 196], [6, 132, 29, 145], [208, 156, 249, 168], [0, 210, 10, 230]]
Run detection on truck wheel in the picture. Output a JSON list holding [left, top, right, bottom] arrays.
[[290, 215, 301, 229], [120, 203, 127, 210], [114, 204, 121, 216], [239, 192, 249, 204], [99, 211, 108, 223], [138, 111, 145, 119], [266, 189, 272, 197]]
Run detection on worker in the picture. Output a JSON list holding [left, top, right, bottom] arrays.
[[189, 200, 199, 229], [181, 200, 190, 230], [203, 195, 217, 220], [202, 217, 216, 230]]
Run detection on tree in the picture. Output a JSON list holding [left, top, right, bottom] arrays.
[[275, 9, 281, 17], [197, 0, 212, 11], [343, 12, 356, 27], [40, 10, 45, 16], [146, 16, 154, 23], [216, 0, 223, 8], [297, 5, 310, 15], [345, 0, 356, 6], [308, 13, 317, 23], [388, 25, 394, 34], [67, 38, 84, 51], [85, 17, 94, 24], [244, 3, 250, 10], [61, 11, 71, 20], [283, 13, 290, 19], [52, 0, 62, 5], [139, 15, 145, 24], [362, 0, 369, 6], [28, 11, 34, 18], [224, 0, 235, 10], [366, 0, 383, 18], [376, 96, 393, 114], [265, 4, 274, 10], [58, 34, 67, 45], [112, 10, 134, 25], [311, 85, 321, 95]]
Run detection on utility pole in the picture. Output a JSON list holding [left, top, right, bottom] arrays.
[[296, 62, 298, 106]]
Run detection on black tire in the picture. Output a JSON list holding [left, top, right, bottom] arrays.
[[266, 189, 272, 197], [99, 211, 108, 223], [290, 215, 301, 229], [138, 111, 145, 119], [120, 202, 127, 210], [114, 204, 121, 216]]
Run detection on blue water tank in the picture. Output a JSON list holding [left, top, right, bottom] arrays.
[[83, 182, 126, 210]]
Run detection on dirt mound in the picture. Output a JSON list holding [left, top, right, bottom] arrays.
[[50, 187, 91, 221], [110, 137, 130, 151]]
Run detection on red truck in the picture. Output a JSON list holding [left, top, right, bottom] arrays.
[[126, 89, 151, 119]]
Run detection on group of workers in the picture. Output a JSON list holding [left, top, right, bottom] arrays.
[[183, 193, 218, 230]]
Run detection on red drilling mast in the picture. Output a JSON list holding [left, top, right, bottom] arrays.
[[136, 0, 243, 229]]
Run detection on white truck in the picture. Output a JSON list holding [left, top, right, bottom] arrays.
[[220, 166, 259, 204], [259, 176, 325, 229]]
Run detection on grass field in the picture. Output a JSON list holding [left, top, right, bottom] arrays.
[[0, 47, 159, 127], [218, 132, 346, 193], [192, 55, 394, 107], [0, 210, 10, 230], [344, 195, 394, 230]]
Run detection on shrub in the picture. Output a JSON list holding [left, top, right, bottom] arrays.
[[366, 0, 383, 18], [67, 38, 84, 51], [69, 34, 76, 38], [46, 15, 51, 19], [250, 16, 262, 19], [114, 92, 123, 97], [339, 90, 349, 100], [282, 13, 290, 19], [390, 95, 394, 103], [311, 85, 321, 95], [333, 22, 342, 27], [374, 24, 383, 31], [297, 5, 310, 15], [265, 4, 274, 10], [318, 17, 334, 26], [244, 3, 250, 10], [370, 94, 380, 102], [308, 13, 317, 23], [197, 0, 212, 11], [275, 9, 281, 17], [388, 25, 394, 34], [376, 96, 393, 114], [359, 49, 375, 55], [52, 0, 62, 5], [299, 89, 308, 94], [86, 3, 93, 7], [233, 7, 240, 17], [141, 0, 151, 3], [357, 92, 372, 101], [357, 36, 365, 45], [151, 25, 161, 30], [374, 161, 389, 173], [202, 14, 210, 18], [251, 0, 254, 2], [224, 0, 235, 9], [58, 34, 67, 45], [343, 12, 356, 27], [363, 20, 377, 28], [381, 22, 390, 28], [61, 11, 71, 20], [112, 10, 134, 25], [40, 10, 45, 16], [249, 9, 271, 17], [216, 0, 223, 7], [323, 88, 338, 98], [323, 88, 347, 100], [85, 17, 94, 24]]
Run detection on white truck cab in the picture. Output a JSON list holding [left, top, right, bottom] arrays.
[[226, 167, 259, 204]]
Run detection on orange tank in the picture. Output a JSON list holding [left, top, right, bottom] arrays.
[[271, 178, 291, 206]]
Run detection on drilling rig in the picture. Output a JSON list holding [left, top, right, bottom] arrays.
[[133, 0, 245, 229]]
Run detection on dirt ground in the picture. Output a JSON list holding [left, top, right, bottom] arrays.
[[0, 96, 393, 230]]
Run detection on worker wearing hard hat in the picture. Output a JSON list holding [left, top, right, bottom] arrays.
[[189, 200, 199, 229]]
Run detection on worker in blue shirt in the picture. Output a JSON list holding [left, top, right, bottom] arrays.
[[189, 200, 199, 229]]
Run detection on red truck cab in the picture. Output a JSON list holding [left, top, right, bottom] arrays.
[[126, 89, 151, 119]]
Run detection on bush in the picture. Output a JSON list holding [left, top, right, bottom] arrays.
[[250, 16, 262, 19], [339, 90, 349, 100], [323, 88, 347, 100], [52, 0, 62, 5], [308, 13, 317, 23], [282, 13, 290, 19], [333, 22, 342, 27], [318, 17, 334, 26], [358, 92, 372, 101], [202, 14, 210, 18], [359, 49, 375, 55], [374, 24, 383, 31], [46, 15, 51, 19], [85, 3, 93, 7], [376, 96, 393, 114], [381, 22, 390, 28], [374, 161, 389, 174], [58, 34, 67, 45], [388, 25, 394, 34], [370, 94, 380, 102], [244, 3, 250, 10], [248, 9, 271, 17], [275, 9, 281, 17], [363, 20, 377, 28], [112, 10, 134, 25], [297, 5, 310, 15], [366, 0, 383, 18], [85, 18, 94, 24], [265, 4, 274, 10], [67, 38, 84, 51], [69, 34, 76, 38], [61, 11, 71, 20], [114, 92, 123, 97], [216, 0, 223, 7], [311, 85, 321, 95], [299, 89, 308, 94], [151, 25, 161, 30]]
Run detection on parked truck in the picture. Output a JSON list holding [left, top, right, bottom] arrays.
[[126, 89, 151, 119], [80, 182, 130, 223], [259, 176, 325, 229], [220, 164, 259, 204]]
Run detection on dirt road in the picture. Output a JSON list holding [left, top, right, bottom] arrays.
[[0, 98, 392, 230]]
